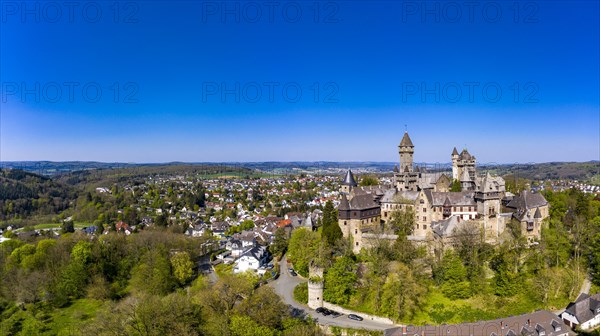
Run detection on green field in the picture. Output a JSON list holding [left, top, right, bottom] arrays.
[[49, 299, 106, 335], [13, 222, 92, 232]]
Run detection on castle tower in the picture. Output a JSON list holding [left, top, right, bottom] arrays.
[[398, 132, 414, 173], [307, 261, 324, 309], [340, 170, 357, 195], [451, 147, 459, 180], [475, 173, 501, 240]]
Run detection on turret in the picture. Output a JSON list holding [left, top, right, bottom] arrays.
[[341, 170, 357, 194], [451, 147, 459, 180], [307, 261, 324, 309], [398, 132, 414, 173]]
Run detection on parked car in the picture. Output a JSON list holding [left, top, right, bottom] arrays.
[[321, 308, 332, 316], [348, 314, 363, 321], [330, 310, 342, 318], [289, 269, 297, 276], [315, 307, 325, 314]]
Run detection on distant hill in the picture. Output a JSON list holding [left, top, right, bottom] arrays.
[[478, 161, 600, 182], [0, 169, 76, 221], [1, 160, 598, 183]]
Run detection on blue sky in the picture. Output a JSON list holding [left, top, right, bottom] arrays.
[[1, 0, 598, 163]]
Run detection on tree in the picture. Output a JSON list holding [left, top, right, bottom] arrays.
[[437, 251, 471, 299], [287, 228, 321, 276], [270, 228, 288, 257], [155, 213, 168, 227], [229, 315, 276, 336], [171, 251, 194, 286], [591, 228, 600, 286], [452, 221, 490, 281], [322, 201, 342, 247], [359, 175, 379, 186], [61, 219, 75, 233], [235, 287, 287, 330], [323, 256, 357, 305], [490, 246, 517, 297], [387, 207, 415, 237], [130, 249, 175, 295], [379, 263, 427, 321], [450, 179, 461, 192]]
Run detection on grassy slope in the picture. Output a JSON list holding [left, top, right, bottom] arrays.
[[49, 299, 106, 335]]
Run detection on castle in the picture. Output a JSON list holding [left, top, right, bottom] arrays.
[[338, 132, 549, 253]]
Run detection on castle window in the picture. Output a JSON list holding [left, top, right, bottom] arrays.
[[416, 224, 419, 229], [423, 208, 426, 212], [422, 216, 426, 221], [423, 225, 427, 230], [344, 221, 347, 226], [460, 206, 463, 211], [356, 242, 359, 246], [420, 199, 424, 204], [355, 229, 358, 234], [384, 212, 387, 217]]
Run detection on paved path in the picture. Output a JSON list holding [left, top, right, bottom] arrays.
[[269, 255, 395, 331], [579, 277, 592, 297]]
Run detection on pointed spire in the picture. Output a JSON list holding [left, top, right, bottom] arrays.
[[339, 193, 350, 210], [342, 170, 357, 186], [461, 168, 471, 182], [399, 132, 414, 147], [534, 207, 542, 219], [460, 148, 472, 160], [452, 147, 459, 156]]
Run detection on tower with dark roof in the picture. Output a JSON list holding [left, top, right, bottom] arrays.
[[341, 170, 358, 195], [398, 132, 414, 173]]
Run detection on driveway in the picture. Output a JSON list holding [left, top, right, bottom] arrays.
[[269, 255, 396, 332]]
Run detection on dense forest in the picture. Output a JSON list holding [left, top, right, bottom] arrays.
[[0, 170, 76, 222]]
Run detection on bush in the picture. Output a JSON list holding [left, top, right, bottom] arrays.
[[293, 283, 308, 304], [442, 281, 471, 300]]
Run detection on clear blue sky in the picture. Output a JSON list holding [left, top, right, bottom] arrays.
[[1, 0, 598, 164]]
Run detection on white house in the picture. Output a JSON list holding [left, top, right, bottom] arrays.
[[561, 293, 600, 331], [233, 246, 268, 274]]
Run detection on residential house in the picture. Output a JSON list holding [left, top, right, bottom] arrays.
[[238, 231, 256, 248], [385, 310, 573, 336], [115, 221, 132, 235], [233, 246, 269, 274], [561, 293, 600, 331], [225, 239, 247, 257]]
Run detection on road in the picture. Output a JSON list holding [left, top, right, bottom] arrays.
[[269, 255, 396, 332], [197, 254, 218, 284]]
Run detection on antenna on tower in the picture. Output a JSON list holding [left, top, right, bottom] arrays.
[[404, 124, 407, 132]]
